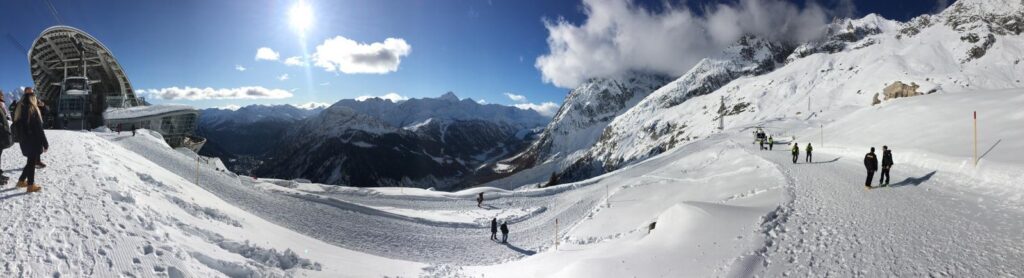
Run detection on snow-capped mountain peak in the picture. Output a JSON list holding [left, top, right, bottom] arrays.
[[439, 91, 461, 102]]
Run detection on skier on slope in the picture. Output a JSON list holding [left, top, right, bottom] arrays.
[[880, 146, 893, 186], [477, 192, 484, 208], [805, 143, 814, 163], [490, 218, 498, 241], [767, 136, 774, 151], [864, 147, 879, 188], [759, 136, 765, 150], [791, 142, 800, 164], [500, 221, 509, 243]]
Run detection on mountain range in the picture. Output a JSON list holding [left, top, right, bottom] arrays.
[[198, 92, 548, 189]]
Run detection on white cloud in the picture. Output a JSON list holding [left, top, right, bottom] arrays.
[[503, 92, 527, 102], [514, 102, 559, 117], [500, 92, 557, 116], [476, 99, 487, 104], [536, 0, 829, 88], [278, 74, 290, 81], [140, 86, 294, 100], [355, 92, 410, 102], [284, 56, 307, 67], [933, 0, 950, 13], [255, 47, 280, 61], [235, 65, 246, 71], [218, 104, 241, 111], [294, 102, 330, 110], [312, 36, 411, 74]]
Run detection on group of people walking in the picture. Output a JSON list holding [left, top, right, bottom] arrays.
[[0, 88, 50, 193], [791, 142, 813, 163], [863, 146, 894, 188], [478, 192, 512, 243], [765, 129, 895, 189], [490, 218, 510, 243]]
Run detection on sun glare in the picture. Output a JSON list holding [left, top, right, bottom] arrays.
[[289, 1, 313, 36]]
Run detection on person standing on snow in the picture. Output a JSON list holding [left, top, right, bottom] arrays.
[[0, 91, 11, 184], [791, 142, 800, 164], [500, 221, 509, 243], [880, 146, 893, 186], [805, 143, 814, 163], [131, 124, 137, 136], [477, 192, 484, 208], [768, 136, 774, 151], [864, 147, 879, 188], [490, 218, 498, 241], [13, 88, 48, 193]]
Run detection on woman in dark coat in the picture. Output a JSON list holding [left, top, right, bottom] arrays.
[[14, 88, 48, 193]]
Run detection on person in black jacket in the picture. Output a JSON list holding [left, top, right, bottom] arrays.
[[864, 147, 878, 188], [490, 218, 498, 241], [791, 143, 800, 164], [805, 143, 814, 163], [13, 88, 48, 193], [500, 222, 509, 243], [880, 146, 893, 186], [0, 92, 9, 184]]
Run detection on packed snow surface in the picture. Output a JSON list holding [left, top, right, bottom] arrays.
[[3, 88, 1023, 277], [4, 4, 1024, 276]]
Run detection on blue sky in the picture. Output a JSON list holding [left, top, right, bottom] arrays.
[[0, 0, 947, 112]]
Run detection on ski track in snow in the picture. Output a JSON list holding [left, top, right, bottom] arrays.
[[749, 144, 1024, 277]]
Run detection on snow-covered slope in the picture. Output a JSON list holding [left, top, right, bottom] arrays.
[[498, 73, 670, 183], [4, 86, 1024, 277], [561, 4, 1024, 181], [0, 130, 421, 277]]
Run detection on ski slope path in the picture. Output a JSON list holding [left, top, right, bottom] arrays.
[[749, 144, 1024, 277]]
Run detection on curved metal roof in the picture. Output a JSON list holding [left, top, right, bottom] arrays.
[[28, 25, 140, 108]]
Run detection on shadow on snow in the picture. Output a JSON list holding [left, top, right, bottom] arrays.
[[889, 171, 937, 187]]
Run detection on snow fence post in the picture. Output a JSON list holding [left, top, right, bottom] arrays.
[[555, 218, 559, 251], [973, 111, 977, 166]]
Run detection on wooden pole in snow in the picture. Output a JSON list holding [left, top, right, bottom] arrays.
[[974, 111, 978, 166], [555, 218, 559, 251]]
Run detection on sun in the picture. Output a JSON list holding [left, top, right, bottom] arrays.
[[288, 1, 314, 36]]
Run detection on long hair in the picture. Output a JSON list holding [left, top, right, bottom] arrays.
[[13, 93, 42, 123]]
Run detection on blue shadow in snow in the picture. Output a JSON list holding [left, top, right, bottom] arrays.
[[504, 242, 537, 256], [889, 171, 937, 187]]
